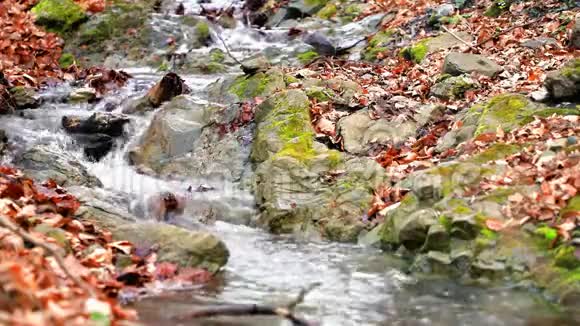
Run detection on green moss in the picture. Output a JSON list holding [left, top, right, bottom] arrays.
[[561, 58, 580, 78], [195, 21, 211, 43], [481, 187, 516, 204], [561, 196, 580, 218], [157, 61, 169, 71], [554, 245, 580, 269], [284, 75, 299, 85], [229, 71, 283, 100], [32, 0, 87, 34], [400, 39, 430, 64], [58, 53, 75, 68], [317, 3, 337, 19], [535, 226, 559, 243], [484, 0, 511, 17], [297, 50, 319, 64], [440, 14, 462, 25], [439, 214, 452, 232], [209, 48, 225, 63], [326, 149, 342, 168], [480, 228, 498, 240], [470, 143, 521, 164], [363, 30, 394, 61], [305, 87, 331, 101]]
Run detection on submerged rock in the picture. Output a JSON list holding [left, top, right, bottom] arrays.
[[13, 145, 102, 187], [544, 58, 580, 100], [72, 186, 229, 272], [73, 133, 114, 162], [443, 52, 503, 77]]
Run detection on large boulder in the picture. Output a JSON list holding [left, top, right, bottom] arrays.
[[72, 186, 229, 272], [443, 52, 503, 77], [129, 96, 212, 172], [252, 89, 386, 241], [544, 58, 580, 100], [31, 0, 87, 34], [206, 68, 286, 104], [13, 145, 102, 187]]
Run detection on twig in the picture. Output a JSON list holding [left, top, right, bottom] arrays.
[[440, 25, 477, 51], [211, 26, 254, 73], [174, 282, 321, 325], [0, 213, 96, 297]]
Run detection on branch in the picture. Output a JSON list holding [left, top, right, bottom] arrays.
[[0, 213, 96, 297], [475, 16, 544, 47], [174, 282, 321, 325], [211, 26, 257, 74], [440, 25, 477, 51]]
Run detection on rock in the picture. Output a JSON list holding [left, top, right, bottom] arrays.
[[13, 145, 102, 187], [71, 133, 114, 162], [396, 209, 438, 250], [571, 18, 580, 49], [252, 90, 385, 241], [443, 52, 503, 77], [422, 224, 450, 252], [131, 73, 189, 113], [521, 37, 558, 49], [62, 112, 130, 137], [410, 251, 453, 274], [72, 187, 228, 272], [435, 4, 455, 17], [9, 87, 41, 109], [430, 75, 478, 99], [206, 68, 285, 104], [288, 0, 329, 16], [31, 0, 87, 34], [69, 87, 97, 103], [408, 172, 443, 201], [129, 95, 210, 172], [547, 138, 569, 152], [544, 58, 580, 100], [399, 32, 473, 64], [450, 214, 479, 240], [338, 111, 415, 154], [0, 129, 7, 156]]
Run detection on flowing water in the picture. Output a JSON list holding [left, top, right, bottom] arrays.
[[1, 3, 578, 326]]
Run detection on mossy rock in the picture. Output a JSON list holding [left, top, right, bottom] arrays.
[[544, 58, 580, 100], [297, 50, 319, 64], [363, 30, 395, 61], [430, 75, 478, 99], [400, 39, 429, 64], [484, 0, 512, 17], [32, 0, 87, 34], [58, 53, 75, 68], [228, 69, 286, 101], [316, 2, 337, 19]]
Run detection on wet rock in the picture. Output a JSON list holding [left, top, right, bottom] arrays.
[[571, 17, 579, 49], [450, 214, 479, 240], [68, 87, 97, 103], [443, 52, 502, 77], [13, 145, 102, 187], [72, 186, 228, 272], [72, 133, 114, 162], [0, 129, 7, 156], [9, 86, 41, 109], [430, 75, 478, 99], [421, 224, 450, 252], [62, 112, 130, 137], [288, 0, 328, 16], [31, 0, 87, 34], [544, 58, 580, 100], [521, 37, 558, 49], [396, 209, 438, 250], [129, 95, 211, 172], [129, 73, 189, 114], [410, 251, 453, 274]]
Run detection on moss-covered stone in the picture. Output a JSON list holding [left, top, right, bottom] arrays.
[[484, 0, 512, 17], [317, 2, 337, 19], [400, 39, 430, 64], [209, 48, 225, 63], [469, 143, 521, 164], [195, 21, 211, 44], [561, 195, 580, 218], [32, 0, 87, 34], [297, 50, 319, 64], [363, 30, 394, 61], [228, 69, 286, 101], [58, 53, 75, 68]]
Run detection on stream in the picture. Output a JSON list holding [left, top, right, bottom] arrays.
[[1, 1, 578, 325]]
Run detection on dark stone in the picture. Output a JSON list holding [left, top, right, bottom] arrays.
[[71, 133, 115, 162], [62, 112, 130, 137], [0, 129, 7, 155]]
